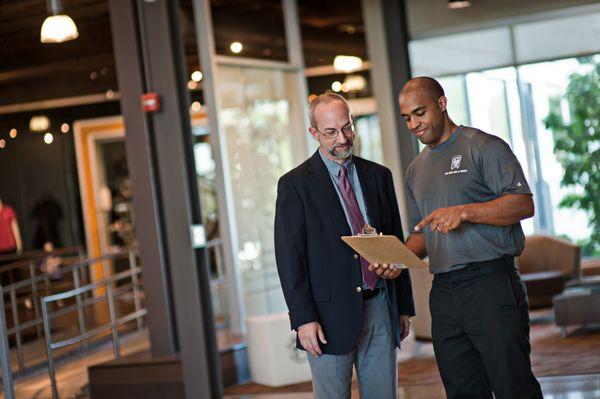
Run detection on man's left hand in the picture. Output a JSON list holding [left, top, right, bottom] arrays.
[[368, 263, 403, 279], [415, 205, 467, 234], [400, 315, 411, 341]]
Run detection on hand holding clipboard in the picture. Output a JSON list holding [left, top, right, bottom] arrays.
[[341, 225, 426, 270]]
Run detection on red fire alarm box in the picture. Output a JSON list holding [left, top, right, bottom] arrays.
[[141, 93, 160, 113]]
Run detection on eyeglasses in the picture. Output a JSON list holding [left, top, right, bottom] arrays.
[[314, 122, 355, 139]]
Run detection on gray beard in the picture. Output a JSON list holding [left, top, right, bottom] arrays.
[[327, 143, 353, 160]]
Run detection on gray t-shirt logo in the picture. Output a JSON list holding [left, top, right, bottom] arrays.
[[444, 154, 467, 175], [450, 154, 462, 170]]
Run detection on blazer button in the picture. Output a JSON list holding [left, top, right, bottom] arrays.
[[355, 286, 362, 293], [353, 254, 358, 259]]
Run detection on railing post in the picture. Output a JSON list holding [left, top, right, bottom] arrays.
[[9, 288, 24, 372], [78, 248, 89, 286], [41, 299, 59, 399], [43, 259, 51, 300], [106, 282, 121, 358], [0, 287, 15, 399], [72, 267, 86, 350], [29, 260, 43, 340], [128, 250, 143, 330]]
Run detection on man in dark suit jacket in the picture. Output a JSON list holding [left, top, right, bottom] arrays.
[[275, 93, 415, 398]]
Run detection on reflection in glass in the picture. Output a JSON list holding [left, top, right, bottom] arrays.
[[210, 0, 288, 61], [216, 65, 296, 316], [354, 115, 383, 164], [191, 116, 230, 328]]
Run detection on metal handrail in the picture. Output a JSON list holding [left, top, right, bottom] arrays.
[[41, 267, 146, 399], [0, 248, 136, 376], [3, 247, 132, 292], [0, 246, 84, 274], [43, 267, 139, 303], [0, 240, 225, 397], [36, 282, 136, 326], [0, 247, 143, 399]]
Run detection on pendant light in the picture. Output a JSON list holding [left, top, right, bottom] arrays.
[[40, 0, 79, 43]]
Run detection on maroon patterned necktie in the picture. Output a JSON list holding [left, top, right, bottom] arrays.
[[338, 165, 379, 289]]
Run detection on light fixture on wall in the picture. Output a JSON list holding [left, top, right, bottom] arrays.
[[40, 0, 79, 43], [333, 55, 363, 73], [29, 115, 51, 132], [342, 75, 367, 92], [447, 0, 471, 9]]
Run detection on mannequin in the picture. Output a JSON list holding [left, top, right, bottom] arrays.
[[0, 197, 23, 256]]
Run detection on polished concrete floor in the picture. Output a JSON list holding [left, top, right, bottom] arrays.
[[3, 325, 599, 399], [224, 374, 600, 398]]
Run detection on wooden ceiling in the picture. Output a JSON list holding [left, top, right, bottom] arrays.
[[0, 0, 367, 108]]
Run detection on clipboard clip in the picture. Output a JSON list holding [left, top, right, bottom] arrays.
[[357, 223, 381, 236]]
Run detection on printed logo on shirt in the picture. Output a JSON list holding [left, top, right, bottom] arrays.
[[444, 154, 468, 175], [450, 155, 462, 170]]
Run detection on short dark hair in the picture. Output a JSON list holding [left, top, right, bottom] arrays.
[[401, 76, 445, 101]]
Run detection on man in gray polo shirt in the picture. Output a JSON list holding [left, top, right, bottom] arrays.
[[399, 77, 543, 399]]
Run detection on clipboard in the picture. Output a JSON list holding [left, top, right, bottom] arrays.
[[341, 234, 427, 269]]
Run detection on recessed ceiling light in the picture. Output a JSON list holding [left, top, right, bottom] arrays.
[[44, 132, 54, 144], [191, 71, 203, 82], [447, 0, 471, 9], [188, 80, 198, 90], [230, 42, 243, 54], [191, 101, 202, 112]]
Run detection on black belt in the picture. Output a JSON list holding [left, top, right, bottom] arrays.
[[433, 255, 515, 282], [362, 287, 382, 300]]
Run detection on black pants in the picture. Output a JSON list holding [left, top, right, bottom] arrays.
[[430, 256, 543, 399]]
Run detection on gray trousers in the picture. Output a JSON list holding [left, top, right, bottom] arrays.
[[307, 291, 398, 399]]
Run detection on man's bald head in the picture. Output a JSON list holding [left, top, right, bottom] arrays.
[[308, 93, 349, 128], [400, 77, 445, 103]]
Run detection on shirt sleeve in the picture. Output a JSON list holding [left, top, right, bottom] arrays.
[[480, 140, 532, 197], [404, 171, 423, 234], [6, 207, 16, 223]]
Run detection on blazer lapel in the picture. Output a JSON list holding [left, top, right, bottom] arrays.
[[354, 157, 382, 232], [308, 150, 352, 236]]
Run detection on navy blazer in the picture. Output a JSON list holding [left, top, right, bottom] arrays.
[[274, 150, 415, 355]]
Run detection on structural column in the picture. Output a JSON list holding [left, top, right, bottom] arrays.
[[109, 0, 221, 397]]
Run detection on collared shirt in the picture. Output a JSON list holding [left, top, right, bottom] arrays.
[[319, 149, 370, 229], [319, 150, 383, 289]]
